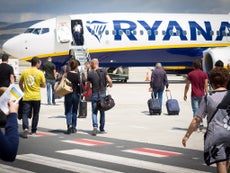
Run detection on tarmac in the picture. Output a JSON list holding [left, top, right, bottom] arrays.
[[17, 67, 205, 152]]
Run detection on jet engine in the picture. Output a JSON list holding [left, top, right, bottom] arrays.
[[202, 47, 230, 73]]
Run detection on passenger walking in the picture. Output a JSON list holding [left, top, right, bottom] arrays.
[[0, 54, 15, 87], [42, 57, 56, 105], [183, 59, 208, 130], [182, 67, 230, 173], [150, 62, 169, 109], [86, 58, 112, 136], [0, 87, 19, 162], [19, 57, 46, 138], [64, 59, 81, 134]]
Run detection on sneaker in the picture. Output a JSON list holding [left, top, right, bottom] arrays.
[[92, 127, 97, 136], [100, 130, 107, 134], [67, 127, 72, 134], [21, 129, 28, 138], [71, 129, 77, 133]]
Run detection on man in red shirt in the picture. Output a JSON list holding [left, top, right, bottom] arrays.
[[184, 59, 208, 130]]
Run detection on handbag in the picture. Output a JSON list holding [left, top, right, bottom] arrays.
[[97, 94, 115, 111], [55, 77, 73, 97]]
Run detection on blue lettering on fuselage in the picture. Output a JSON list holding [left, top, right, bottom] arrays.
[[86, 20, 230, 42]]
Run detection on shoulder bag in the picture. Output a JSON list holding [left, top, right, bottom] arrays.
[[96, 69, 115, 111], [55, 77, 73, 97]]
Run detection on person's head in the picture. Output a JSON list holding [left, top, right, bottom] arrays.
[[1, 54, 9, 62], [31, 57, 41, 68], [85, 61, 90, 69], [214, 60, 224, 68], [209, 67, 229, 89], [90, 58, 99, 69], [47, 57, 52, 62], [69, 59, 79, 71], [227, 63, 230, 70], [192, 59, 201, 69], [155, 62, 162, 69]]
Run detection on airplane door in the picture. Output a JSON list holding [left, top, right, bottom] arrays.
[[56, 16, 72, 43]]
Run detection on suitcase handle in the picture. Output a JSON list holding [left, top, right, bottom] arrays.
[[166, 90, 172, 100]]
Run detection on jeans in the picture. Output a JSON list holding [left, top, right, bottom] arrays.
[[46, 79, 55, 104], [191, 96, 202, 117], [64, 93, 80, 130], [91, 92, 106, 131], [151, 88, 164, 108], [191, 96, 203, 127], [22, 100, 41, 133]]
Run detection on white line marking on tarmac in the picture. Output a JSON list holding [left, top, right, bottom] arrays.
[[123, 148, 181, 157], [0, 163, 35, 173], [56, 149, 212, 173], [17, 154, 123, 173]]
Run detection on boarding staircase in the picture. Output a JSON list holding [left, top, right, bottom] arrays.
[[69, 46, 91, 66]]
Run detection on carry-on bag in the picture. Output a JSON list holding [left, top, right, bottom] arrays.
[[165, 90, 180, 115], [78, 97, 87, 118], [147, 95, 161, 115]]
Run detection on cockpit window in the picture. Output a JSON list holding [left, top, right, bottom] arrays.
[[41, 28, 49, 34], [24, 28, 49, 35], [24, 28, 34, 33]]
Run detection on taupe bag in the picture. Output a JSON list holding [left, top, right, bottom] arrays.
[[55, 77, 73, 97]]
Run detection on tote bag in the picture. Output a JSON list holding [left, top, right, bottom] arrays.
[[55, 77, 73, 97]]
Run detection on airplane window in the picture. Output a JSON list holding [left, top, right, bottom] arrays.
[[112, 30, 116, 35], [222, 31, 227, 36], [197, 31, 201, 35], [162, 31, 166, 35], [183, 30, 187, 36], [24, 28, 34, 33], [126, 30, 130, 36], [210, 31, 214, 36], [41, 28, 49, 34], [140, 30, 144, 35], [216, 31, 220, 36], [176, 30, 180, 36], [147, 30, 152, 36], [105, 30, 109, 35], [91, 30, 95, 35], [119, 30, 123, 35], [154, 30, 158, 35], [33, 28, 41, 35], [132, 30, 137, 35], [169, 30, 173, 36]]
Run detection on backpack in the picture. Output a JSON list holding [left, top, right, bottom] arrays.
[[96, 68, 107, 90]]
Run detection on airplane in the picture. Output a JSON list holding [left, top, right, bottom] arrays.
[[2, 12, 230, 73]]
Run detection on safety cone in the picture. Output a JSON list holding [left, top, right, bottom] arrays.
[[145, 72, 150, 81]]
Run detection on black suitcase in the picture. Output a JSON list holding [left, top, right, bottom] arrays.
[[78, 97, 87, 118], [147, 97, 161, 115], [165, 90, 180, 115]]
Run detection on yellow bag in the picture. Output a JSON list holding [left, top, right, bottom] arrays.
[[55, 77, 73, 97]]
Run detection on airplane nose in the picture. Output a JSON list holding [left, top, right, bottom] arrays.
[[2, 36, 23, 58], [2, 39, 16, 57]]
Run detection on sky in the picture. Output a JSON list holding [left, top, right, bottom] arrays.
[[0, 0, 230, 23]]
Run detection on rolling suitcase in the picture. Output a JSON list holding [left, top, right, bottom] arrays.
[[78, 97, 87, 118], [165, 90, 180, 115], [147, 95, 161, 115]]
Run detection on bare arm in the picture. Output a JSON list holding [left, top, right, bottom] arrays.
[[106, 74, 113, 88], [19, 80, 24, 91], [184, 79, 190, 101], [40, 82, 46, 88], [204, 78, 209, 94], [10, 74, 15, 84], [182, 116, 202, 147]]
